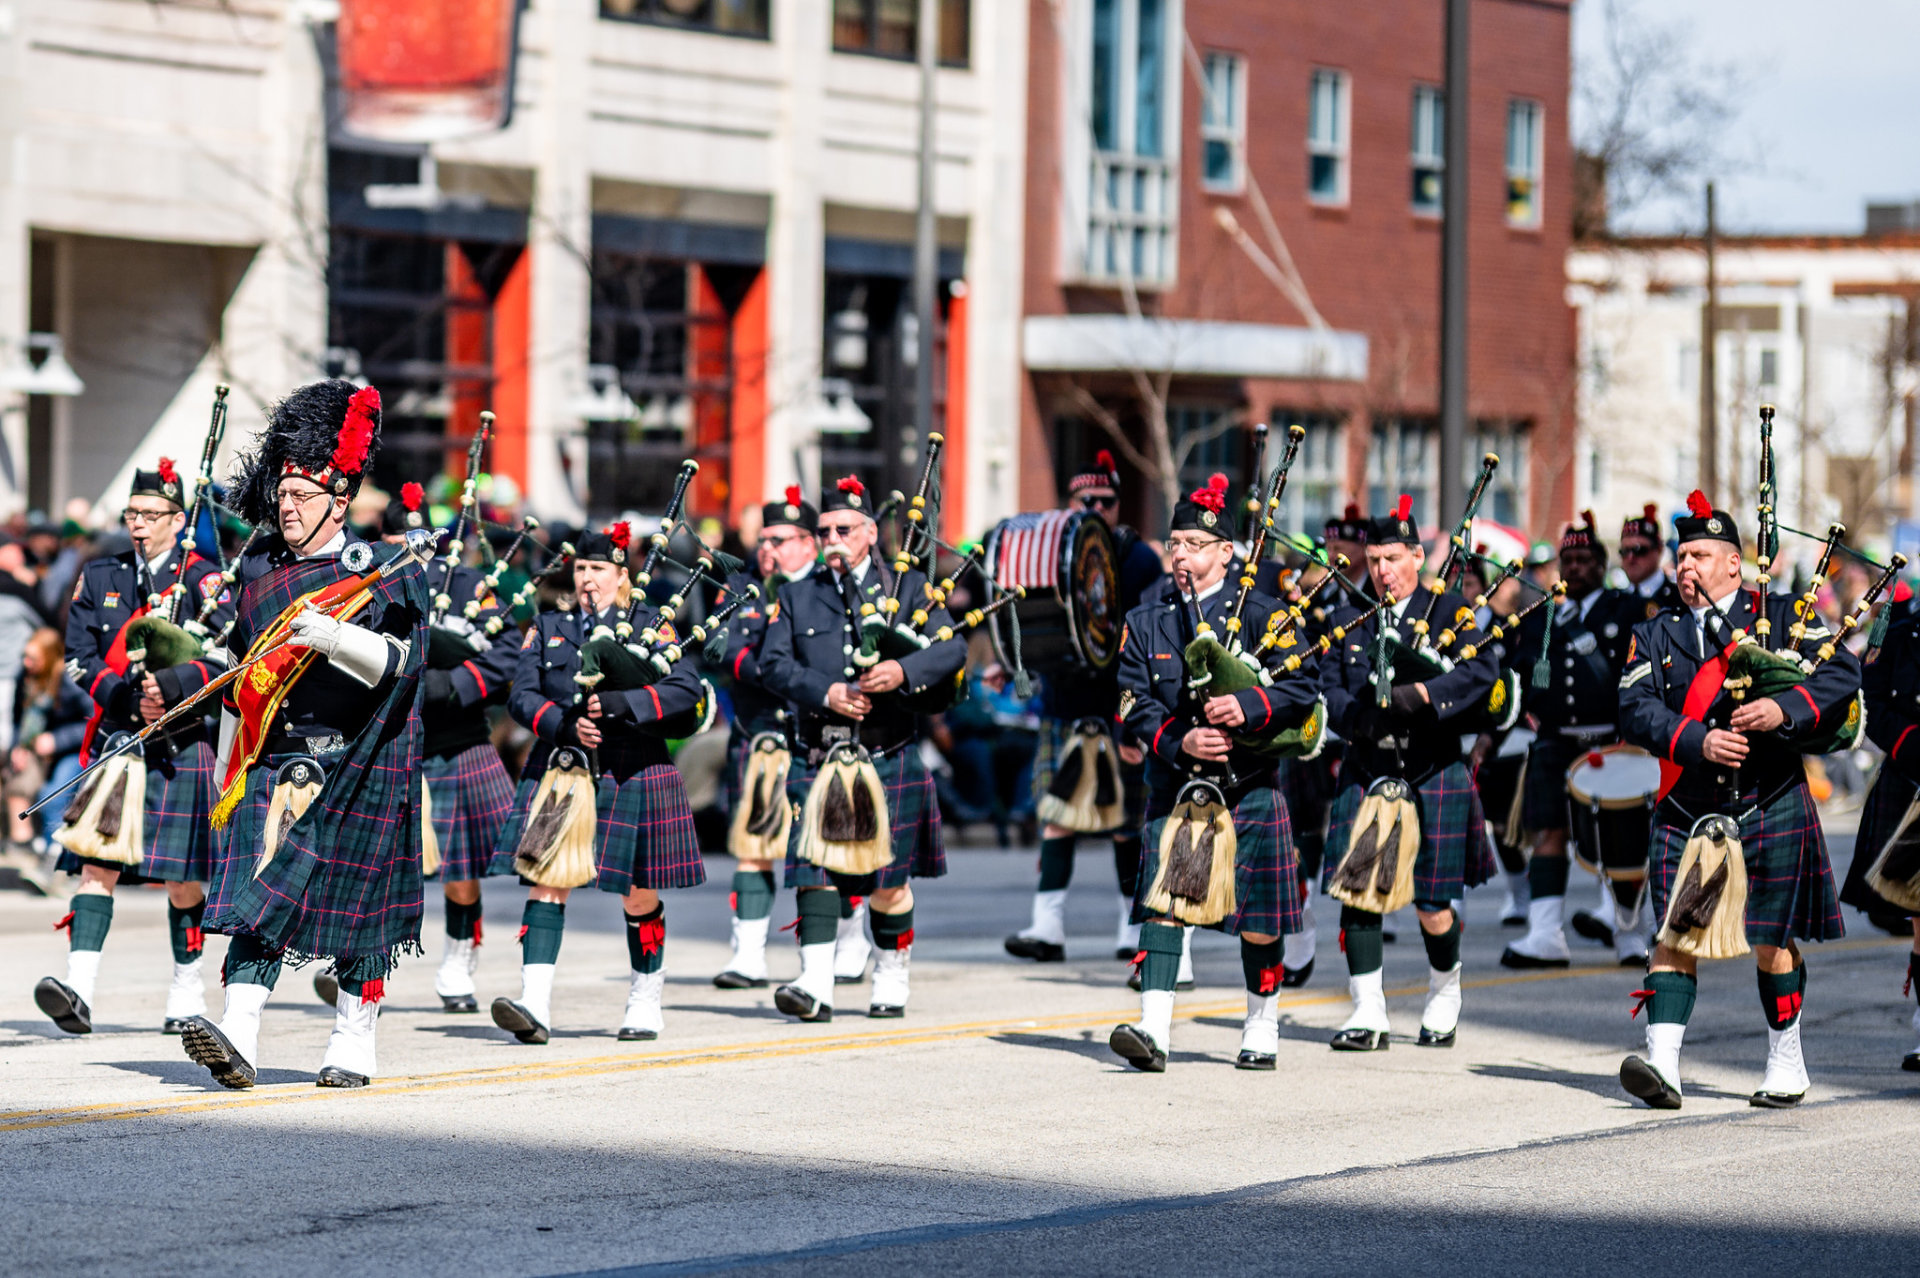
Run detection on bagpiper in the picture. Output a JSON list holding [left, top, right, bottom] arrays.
[[1616, 492, 1858, 1109], [757, 474, 966, 1022], [1319, 497, 1499, 1052], [1501, 511, 1646, 968], [181, 380, 431, 1089], [1619, 503, 1680, 618], [1107, 474, 1315, 1071], [1006, 450, 1164, 965], [487, 521, 707, 1044], [710, 486, 822, 990], [33, 458, 233, 1036]]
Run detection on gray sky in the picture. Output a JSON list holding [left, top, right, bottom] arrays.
[[1573, 0, 1920, 234]]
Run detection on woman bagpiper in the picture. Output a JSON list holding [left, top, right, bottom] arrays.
[[486, 522, 706, 1044]]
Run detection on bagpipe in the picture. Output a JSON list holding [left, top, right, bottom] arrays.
[[423, 410, 500, 672]]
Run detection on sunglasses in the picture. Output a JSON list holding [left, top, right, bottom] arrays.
[[818, 522, 865, 538], [1618, 543, 1658, 557], [1078, 494, 1118, 511]]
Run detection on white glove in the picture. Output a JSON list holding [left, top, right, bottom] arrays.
[[287, 606, 401, 687], [215, 707, 238, 781]]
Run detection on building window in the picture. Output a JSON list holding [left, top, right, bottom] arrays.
[[1273, 415, 1346, 534], [600, 0, 771, 39], [1201, 52, 1246, 194], [1171, 403, 1246, 504], [1758, 346, 1779, 387], [1082, 0, 1179, 285], [1469, 422, 1530, 527], [832, 0, 970, 66], [1506, 98, 1544, 227], [1308, 68, 1349, 205], [1411, 85, 1443, 216], [1368, 418, 1436, 529]]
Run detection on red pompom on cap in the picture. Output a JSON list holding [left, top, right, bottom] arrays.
[[1580, 508, 1596, 529], [1189, 474, 1229, 514], [785, 484, 803, 506], [608, 521, 631, 551], [1686, 490, 1713, 518], [157, 457, 178, 485], [1343, 502, 1362, 521], [400, 481, 424, 512], [334, 386, 381, 477], [1643, 502, 1658, 521], [1095, 449, 1116, 473], [1395, 494, 1413, 521], [837, 476, 865, 498]]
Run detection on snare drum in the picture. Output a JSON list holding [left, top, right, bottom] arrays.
[[1565, 745, 1660, 881], [983, 510, 1122, 674]]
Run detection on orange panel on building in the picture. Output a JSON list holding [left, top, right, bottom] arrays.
[[729, 268, 770, 524], [943, 285, 969, 543], [490, 248, 532, 499]]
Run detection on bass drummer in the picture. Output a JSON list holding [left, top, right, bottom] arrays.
[[1501, 512, 1647, 969], [1005, 450, 1164, 965]]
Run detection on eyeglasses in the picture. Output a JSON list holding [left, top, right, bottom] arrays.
[[1618, 543, 1658, 558], [279, 488, 330, 510], [122, 509, 177, 527], [817, 521, 865, 538], [1078, 494, 1118, 511], [1167, 536, 1224, 554]]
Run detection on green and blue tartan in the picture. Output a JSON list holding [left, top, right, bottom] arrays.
[[58, 737, 217, 885], [1032, 718, 1147, 832], [1840, 766, 1915, 918], [1324, 762, 1494, 906], [422, 741, 516, 883], [1133, 782, 1301, 936], [1651, 784, 1843, 946], [784, 745, 944, 892], [489, 746, 706, 893]]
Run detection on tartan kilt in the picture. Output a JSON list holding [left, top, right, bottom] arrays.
[[1650, 784, 1843, 947], [1134, 783, 1301, 936], [1839, 767, 1916, 917], [422, 742, 516, 883], [57, 736, 216, 885], [489, 759, 705, 894], [784, 745, 945, 892], [1324, 762, 1495, 905], [1033, 718, 1147, 832], [1521, 734, 1582, 833], [1278, 754, 1334, 840], [720, 723, 791, 814]]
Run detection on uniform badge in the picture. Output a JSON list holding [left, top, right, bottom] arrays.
[[1200, 510, 1216, 528], [1488, 679, 1507, 714], [1625, 636, 1637, 663], [479, 593, 498, 610], [199, 575, 221, 598], [1706, 517, 1723, 534], [1645, 601, 1659, 619], [103, 592, 120, 609], [1865, 646, 1880, 666], [342, 542, 373, 572], [547, 634, 564, 647], [522, 630, 537, 651], [767, 601, 780, 622], [1119, 621, 1129, 649], [71, 576, 85, 604], [1277, 629, 1297, 649], [248, 662, 276, 693]]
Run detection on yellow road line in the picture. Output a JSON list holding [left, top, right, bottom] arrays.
[[2, 937, 1903, 1134]]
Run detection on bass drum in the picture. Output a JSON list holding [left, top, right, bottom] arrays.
[[983, 510, 1122, 674], [1566, 744, 1660, 881]]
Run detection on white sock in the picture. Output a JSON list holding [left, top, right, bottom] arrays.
[[1285, 901, 1317, 970], [1020, 889, 1068, 945], [834, 901, 871, 978], [1512, 895, 1570, 958], [1503, 868, 1530, 908], [796, 940, 836, 1006], [622, 970, 666, 1034], [435, 936, 477, 998], [1759, 1020, 1808, 1096], [1115, 893, 1140, 952], [1339, 969, 1389, 1033], [1138, 988, 1174, 1052], [728, 916, 771, 980], [871, 943, 911, 1008], [1645, 1021, 1685, 1095], [166, 959, 207, 1020], [1176, 927, 1194, 985], [65, 949, 103, 1007], [219, 981, 273, 1067], [321, 990, 380, 1078], [1421, 963, 1463, 1035], [518, 962, 555, 1026], [1242, 990, 1280, 1056]]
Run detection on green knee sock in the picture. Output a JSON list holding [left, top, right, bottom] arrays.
[[1646, 970, 1697, 1025], [626, 906, 665, 973], [338, 955, 390, 1000], [1340, 905, 1384, 976], [1528, 854, 1569, 899], [732, 869, 776, 922], [1421, 911, 1463, 972], [871, 906, 914, 951], [223, 934, 283, 989], [1038, 836, 1076, 891], [1112, 836, 1141, 899], [797, 889, 840, 945], [445, 897, 482, 941], [520, 900, 566, 966], [1240, 936, 1283, 994], [1757, 964, 1806, 1030], [1140, 921, 1183, 992], [167, 900, 205, 965], [67, 894, 113, 953]]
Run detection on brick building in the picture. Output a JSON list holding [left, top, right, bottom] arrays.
[[1019, 0, 1575, 538]]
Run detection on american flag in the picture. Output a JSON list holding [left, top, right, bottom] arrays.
[[993, 511, 1073, 588]]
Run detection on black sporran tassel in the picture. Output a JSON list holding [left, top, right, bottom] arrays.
[[520, 789, 575, 861], [1093, 743, 1119, 807], [850, 771, 879, 842], [1164, 814, 1214, 900], [1335, 830, 1382, 895], [94, 770, 129, 840], [822, 771, 859, 842], [63, 765, 105, 828], [1668, 857, 1728, 932], [1049, 742, 1084, 800], [1369, 808, 1401, 894], [747, 770, 785, 839]]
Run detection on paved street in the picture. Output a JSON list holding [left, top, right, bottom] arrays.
[[3, 831, 1918, 1277]]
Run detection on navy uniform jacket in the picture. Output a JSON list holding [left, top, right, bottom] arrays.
[[1865, 609, 1920, 781], [758, 557, 965, 752], [418, 562, 519, 758], [65, 547, 234, 740], [1042, 524, 1166, 723], [1320, 583, 1499, 788], [1624, 574, 1682, 623], [1619, 587, 1860, 816], [508, 604, 702, 783], [1117, 582, 1318, 811], [1511, 587, 1641, 733], [712, 569, 790, 739]]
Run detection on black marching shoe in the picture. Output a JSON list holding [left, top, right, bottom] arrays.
[[1619, 1055, 1682, 1109], [1281, 958, 1315, 989], [1569, 910, 1615, 947], [1748, 1088, 1805, 1110], [1004, 935, 1066, 963], [1903, 1050, 1920, 1074], [616, 1027, 658, 1042], [1108, 1024, 1166, 1072], [313, 970, 339, 1008], [316, 1066, 370, 1089], [868, 1003, 905, 1019], [162, 1018, 190, 1035], [832, 974, 865, 986], [1498, 945, 1571, 970], [180, 1016, 257, 1090], [489, 997, 550, 1045], [1235, 1050, 1277, 1071], [34, 977, 92, 1035], [773, 983, 833, 1022], [712, 970, 768, 990], [1329, 1027, 1390, 1052], [1114, 946, 1136, 962], [1417, 1027, 1456, 1048], [439, 993, 479, 1014]]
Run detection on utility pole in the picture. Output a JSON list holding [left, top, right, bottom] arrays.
[[1438, 0, 1469, 527], [1699, 181, 1719, 495], [912, 0, 939, 469]]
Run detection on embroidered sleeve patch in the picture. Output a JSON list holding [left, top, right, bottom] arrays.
[[1620, 663, 1652, 689]]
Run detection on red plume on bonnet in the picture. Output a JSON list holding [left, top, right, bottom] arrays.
[[837, 476, 865, 498], [1685, 490, 1713, 518], [333, 386, 380, 476], [1095, 449, 1116, 473], [1643, 502, 1659, 521], [400, 481, 425, 512], [608, 521, 631, 551], [1343, 502, 1362, 521], [157, 457, 178, 486], [784, 484, 803, 506], [1395, 494, 1413, 521], [1189, 473, 1229, 514]]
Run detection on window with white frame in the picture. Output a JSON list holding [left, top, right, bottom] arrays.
[[1368, 418, 1436, 529], [1201, 52, 1246, 193], [1083, 0, 1180, 285], [1272, 415, 1346, 533], [1506, 99, 1544, 227], [1469, 421, 1530, 527], [1308, 69, 1349, 205], [1411, 85, 1443, 216]]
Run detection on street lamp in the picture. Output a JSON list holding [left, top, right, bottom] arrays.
[[0, 334, 84, 397]]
